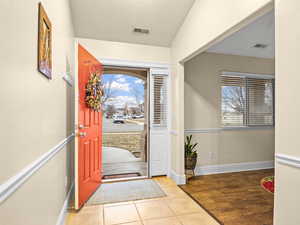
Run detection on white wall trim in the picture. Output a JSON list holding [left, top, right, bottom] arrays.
[[56, 182, 74, 225], [222, 126, 274, 131], [221, 71, 275, 79], [99, 58, 170, 70], [0, 133, 75, 204], [185, 128, 222, 134], [276, 154, 300, 168], [169, 170, 186, 185], [184, 126, 274, 134], [195, 160, 274, 176]]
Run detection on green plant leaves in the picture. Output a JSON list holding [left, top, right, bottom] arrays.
[[185, 135, 198, 158]]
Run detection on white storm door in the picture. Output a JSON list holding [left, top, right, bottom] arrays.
[[149, 68, 170, 176]]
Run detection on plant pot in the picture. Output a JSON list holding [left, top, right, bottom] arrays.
[[185, 155, 197, 170]]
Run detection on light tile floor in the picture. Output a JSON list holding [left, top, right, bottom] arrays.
[[66, 177, 219, 225]]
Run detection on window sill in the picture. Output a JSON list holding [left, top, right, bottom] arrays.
[[222, 126, 274, 131]]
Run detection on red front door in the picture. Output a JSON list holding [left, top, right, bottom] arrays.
[[76, 44, 103, 209]]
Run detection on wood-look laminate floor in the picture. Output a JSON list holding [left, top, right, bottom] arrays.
[[180, 169, 274, 225]]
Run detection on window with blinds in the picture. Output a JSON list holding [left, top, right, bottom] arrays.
[[152, 74, 168, 127], [221, 74, 274, 127]]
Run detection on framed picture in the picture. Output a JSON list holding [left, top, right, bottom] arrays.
[[38, 3, 52, 79]]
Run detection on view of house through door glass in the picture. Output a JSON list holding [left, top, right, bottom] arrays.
[[101, 67, 148, 180]]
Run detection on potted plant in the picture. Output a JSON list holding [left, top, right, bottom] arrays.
[[185, 135, 198, 171]]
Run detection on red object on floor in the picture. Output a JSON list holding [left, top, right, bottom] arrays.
[[261, 176, 274, 193]]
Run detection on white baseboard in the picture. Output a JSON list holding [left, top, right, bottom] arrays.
[[56, 182, 74, 225], [195, 160, 274, 176], [169, 170, 186, 185]]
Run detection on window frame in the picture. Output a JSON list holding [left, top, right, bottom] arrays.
[[221, 71, 275, 129]]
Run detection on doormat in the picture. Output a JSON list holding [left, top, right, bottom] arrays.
[[86, 179, 166, 205], [261, 176, 274, 194], [102, 172, 141, 179]]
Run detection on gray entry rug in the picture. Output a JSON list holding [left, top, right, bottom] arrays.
[[86, 179, 166, 205]]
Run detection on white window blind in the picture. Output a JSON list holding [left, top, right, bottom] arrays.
[[247, 78, 274, 126], [221, 74, 274, 127], [152, 74, 168, 127]]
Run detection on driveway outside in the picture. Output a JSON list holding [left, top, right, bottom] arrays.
[[103, 117, 144, 133]]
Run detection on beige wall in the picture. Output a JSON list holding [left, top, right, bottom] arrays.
[[274, 0, 300, 224], [185, 52, 275, 166], [0, 0, 75, 225], [170, 0, 274, 179], [77, 38, 171, 64]]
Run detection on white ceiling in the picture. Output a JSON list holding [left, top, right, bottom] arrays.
[[70, 0, 195, 47], [207, 11, 275, 59]]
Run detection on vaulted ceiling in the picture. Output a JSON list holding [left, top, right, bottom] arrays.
[[70, 0, 195, 47], [207, 11, 275, 59]]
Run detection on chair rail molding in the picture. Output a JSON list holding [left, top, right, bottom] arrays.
[[185, 128, 222, 134], [276, 153, 300, 168], [0, 133, 75, 204], [185, 126, 274, 134]]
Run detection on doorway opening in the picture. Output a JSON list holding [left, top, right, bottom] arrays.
[[182, 9, 275, 225], [101, 66, 148, 181]]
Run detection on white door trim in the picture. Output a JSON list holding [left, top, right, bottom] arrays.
[[149, 68, 171, 177], [99, 58, 170, 70], [97, 57, 171, 178], [74, 40, 79, 209]]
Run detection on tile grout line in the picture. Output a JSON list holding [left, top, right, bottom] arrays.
[[100, 205, 104, 225], [136, 181, 186, 225], [134, 197, 180, 224], [159, 181, 209, 225], [154, 180, 184, 224], [133, 202, 144, 225], [161, 197, 201, 225]]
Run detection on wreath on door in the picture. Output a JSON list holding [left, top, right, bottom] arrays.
[[85, 72, 104, 111]]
